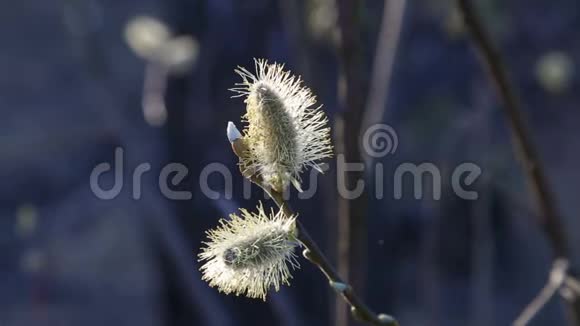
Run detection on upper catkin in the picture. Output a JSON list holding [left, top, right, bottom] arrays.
[[230, 59, 333, 192]]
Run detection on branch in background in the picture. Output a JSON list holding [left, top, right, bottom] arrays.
[[513, 260, 568, 326], [456, 0, 580, 324], [361, 0, 407, 164], [457, 0, 568, 259], [142, 63, 169, 127], [335, 0, 370, 325], [277, 0, 312, 81]]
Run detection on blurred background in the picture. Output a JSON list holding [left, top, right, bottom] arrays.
[[2, 0, 580, 325]]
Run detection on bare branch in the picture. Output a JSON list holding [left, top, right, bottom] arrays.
[[513, 260, 569, 326], [236, 171, 398, 326], [456, 1, 580, 324], [362, 0, 407, 158], [456, 0, 569, 259]]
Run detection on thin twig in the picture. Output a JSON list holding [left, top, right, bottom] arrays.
[[362, 0, 407, 160], [244, 175, 398, 326], [513, 260, 569, 326], [456, 0, 580, 324], [457, 0, 568, 259], [335, 0, 370, 324], [142, 62, 169, 126]]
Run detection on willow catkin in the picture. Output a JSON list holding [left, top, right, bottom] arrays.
[[230, 59, 333, 192], [198, 203, 299, 300]]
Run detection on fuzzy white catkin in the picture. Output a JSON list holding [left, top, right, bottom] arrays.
[[230, 59, 333, 192], [198, 203, 299, 300]]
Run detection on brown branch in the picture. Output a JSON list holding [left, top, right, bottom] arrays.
[[513, 260, 569, 326], [260, 178, 399, 326], [361, 0, 407, 148], [456, 0, 580, 324], [335, 0, 370, 324], [244, 174, 397, 326], [457, 0, 568, 259]]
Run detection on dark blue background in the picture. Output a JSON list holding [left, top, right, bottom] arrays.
[[2, 0, 580, 325]]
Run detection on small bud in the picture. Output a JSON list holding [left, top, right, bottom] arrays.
[[330, 281, 349, 293], [378, 314, 396, 325], [227, 121, 242, 143], [302, 248, 313, 261], [228, 122, 250, 162]]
